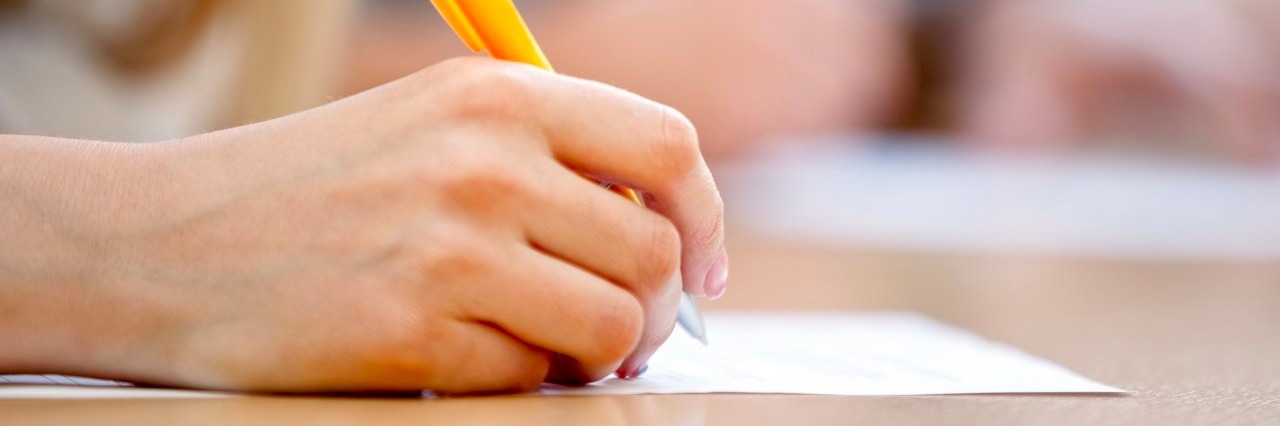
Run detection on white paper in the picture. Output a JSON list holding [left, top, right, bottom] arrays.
[[0, 375, 231, 399], [0, 312, 1122, 398], [542, 312, 1123, 396]]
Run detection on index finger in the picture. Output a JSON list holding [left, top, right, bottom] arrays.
[[519, 68, 729, 300], [487, 62, 728, 379]]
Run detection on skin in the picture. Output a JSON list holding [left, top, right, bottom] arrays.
[[0, 58, 727, 394]]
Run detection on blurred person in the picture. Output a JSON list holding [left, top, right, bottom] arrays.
[[0, 0, 729, 394], [0, 0, 356, 140], [17, 0, 1268, 166], [0, 0, 912, 160], [955, 0, 1280, 163]]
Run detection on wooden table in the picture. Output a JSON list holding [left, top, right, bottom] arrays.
[[4, 229, 1279, 425]]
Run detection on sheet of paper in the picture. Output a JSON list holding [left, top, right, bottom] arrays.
[[0, 312, 1122, 398], [542, 312, 1123, 396], [0, 375, 231, 399]]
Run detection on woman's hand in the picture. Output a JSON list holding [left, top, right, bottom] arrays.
[[0, 58, 726, 394]]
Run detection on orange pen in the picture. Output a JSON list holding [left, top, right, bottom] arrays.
[[428, 0, 707, 345]]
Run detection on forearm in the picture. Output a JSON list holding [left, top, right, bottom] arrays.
[[0, 135, 176, 379]]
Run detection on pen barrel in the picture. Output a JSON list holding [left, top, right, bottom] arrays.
[[456, 0, 554, 71], [605, 184, 645, 206]]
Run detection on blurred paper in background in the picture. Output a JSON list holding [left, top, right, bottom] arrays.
[[720, 136, 1280, 261]]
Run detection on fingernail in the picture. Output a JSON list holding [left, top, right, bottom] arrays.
[[703, 251, 729, 300], [620, 364, 648, 379]]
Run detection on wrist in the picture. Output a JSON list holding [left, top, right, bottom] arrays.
[[0, 136, 189, 382]]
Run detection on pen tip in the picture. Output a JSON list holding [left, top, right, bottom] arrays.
[[677, 292, 709, 345]]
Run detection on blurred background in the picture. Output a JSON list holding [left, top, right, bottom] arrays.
[[2, 0, 1279, 265]]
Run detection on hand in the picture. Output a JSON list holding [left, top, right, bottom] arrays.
[[1, 58, 726, 393], [960, 0, 1280, 162]]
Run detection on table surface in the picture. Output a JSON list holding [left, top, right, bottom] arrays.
[[4, 230, 1279, 425]]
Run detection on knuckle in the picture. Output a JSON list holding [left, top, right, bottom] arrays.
[[637, 215, 682, 287], [441, 59, 538, 124], [410, 227, 495, 282], [648, 106, 702, 179], [691, 196, 726, 248], [434, 56, 488, 74], [439, 161, 533, 217]]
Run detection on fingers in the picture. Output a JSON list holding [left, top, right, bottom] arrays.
[[614, 272, 681, 379], [437, 59, 725, 383], [514, 70, 725, 377], [520, 163, 685, 379], [464, 246, 645, 383], [423, 322, 551, 395], [515, 71, 728, 298], [520, 160, 682, 299]]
